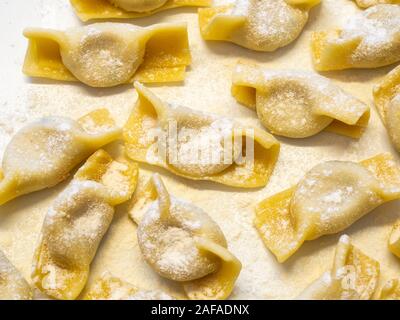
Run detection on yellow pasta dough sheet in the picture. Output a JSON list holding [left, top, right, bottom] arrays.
[[0, 0, 400, 300]]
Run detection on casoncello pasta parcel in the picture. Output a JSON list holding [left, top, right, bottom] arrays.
[[297, 235, 380, 300], [32, 150, 138, 300], [0, 109, 120, 206], [129, 174, 242, 300], [70, 0, 211, 21], [0, 250, 32, 300], [123, 82, 280, 188], [311, 4, 400, 71], [23, 23, 191, 87], [232, 63, 370, 138], [254, 153, 400, 262], [198, 0, 320, 51], [373, 65, 400, 152]]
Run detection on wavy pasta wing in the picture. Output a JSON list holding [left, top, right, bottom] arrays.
[[311, 4, 400, 71], [23, 23, 191, 87], [84, 272, 175, 300], [123, 82, 279, 188], [297, 235, 379, 300], [198, 0, 320, 51], [379, 279, 400, 299], [373, 65, 400, 152], [129, 174, 241, 300], [0, 109, 120, 206], [32, 149, 138, 300], [255, 153, 400, 262], [0, 250, 32, 300], [353, 0, 400, 8], [70, 0, 211, 21], [232, 63, 369, 138]]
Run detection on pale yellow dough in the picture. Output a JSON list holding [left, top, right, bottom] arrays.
[[129, 174, 242, 299], [255, 153, 400, 262], [232, 62, 370, 138], [110, 0, 168, 12], [353, 0, 400, 8], [32, 150, 138, 300], [198, 0, 320, 51], [311, 4, 400, 71]]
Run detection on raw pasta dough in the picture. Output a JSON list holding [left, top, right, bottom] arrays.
[[84, 272, 175, 300], [231, 63, 369, 138], [379, 279, 400, 299], [70, 0, 211, 21], [254, 153, 400, 262], [23, 23, 191, 87], [311, 4, 400, 71], [32, 150, 138, 300], [297, 235, 379, 300], [0, 249, 32, 300], [198, 0, 320, 51], [123, 82, 280, 188], [129, 174, 241, 300], [373, 65, 400, 152], [0, 109, 120, 206], [388, 220, 400, 258], [353, 0, 400, 8]]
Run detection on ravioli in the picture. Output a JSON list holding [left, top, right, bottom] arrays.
[[373, 65, 400, 152], [70, 0, 211, 21], [297, 235, 379, 300], [0, 249, 32, 300], [32, 150, 138, 300], [84, 272, 175, 300], [198, 0, 320, 51], [379, 279, 400, 299], [232, 63, 370, 138], [23, 23, 191, 87], [129, 174, 242, 300], [254, 153, 400, 262], [311, 4, 400, 71], [0, 109, 120, 206], [123, 82, 279, 188], [353, 0, 400, 8], [388, 220, 400, 258]]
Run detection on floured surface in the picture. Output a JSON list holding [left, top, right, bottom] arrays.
[[0, 0, 400, 299]]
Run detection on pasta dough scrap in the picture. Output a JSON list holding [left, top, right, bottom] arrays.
[[0, 249, 32, 300], [379, 279, 400, 299], [129, 174, 242, 300], [311, 4, 400, 71], [353, 0, 400, 9], [0, 109, 120, 206], [32, 149, 138, 300], [297, 235, 379, 300], [198, 0, 320, 51], [23, 23, 191, 87], [232, 63, 370, 138], [373, 65, 400, 152], [123, 82, 279, 188], [388, 220, 400, 258], [84, 272, 175, 300], [70, 0, 211, 21], [254, 153, 400, 262]]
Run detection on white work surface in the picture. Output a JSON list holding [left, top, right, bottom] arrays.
[[0, 0, 399, 299]]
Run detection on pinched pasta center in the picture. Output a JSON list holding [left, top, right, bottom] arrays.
[[256, 79, 332, 138], [236, 0, 308, 51], [109, 0, 169, 12], [165, 118, 242, 177], [138, 198, 226, 282], [60, 24, 145, 87], [291, 161, 382, 239], [44, 181, 114, 269]]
